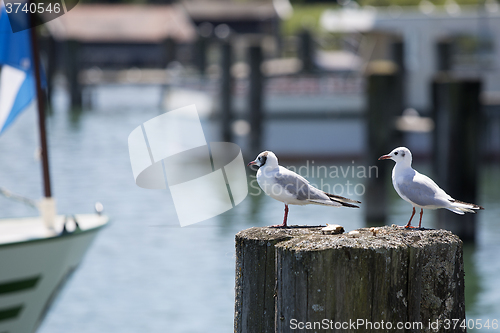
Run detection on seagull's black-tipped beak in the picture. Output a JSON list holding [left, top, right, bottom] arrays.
[[378, 155, 391, 160], [247, 161, 257, 166]]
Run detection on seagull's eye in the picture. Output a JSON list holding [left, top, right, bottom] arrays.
[[258, 157, 261, 161], [394, 152, 398, 156]]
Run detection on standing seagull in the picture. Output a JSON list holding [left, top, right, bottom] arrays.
[[379, 147, 483, 228], [248, 151, 361, 227]]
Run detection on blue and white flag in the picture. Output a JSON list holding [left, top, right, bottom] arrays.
[[0, 3, 38, 135]]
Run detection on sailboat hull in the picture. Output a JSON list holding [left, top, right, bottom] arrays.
[[0, 214, 108, 333]]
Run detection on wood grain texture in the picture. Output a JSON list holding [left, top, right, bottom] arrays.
[[235, 226, 465, 333]]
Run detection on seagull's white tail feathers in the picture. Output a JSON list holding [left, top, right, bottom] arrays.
[[446, 199, 484, 215], [446, 207, 468, 215]]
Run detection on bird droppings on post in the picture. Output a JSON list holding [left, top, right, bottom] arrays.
[[251, 226, 458, 252], [321, 224, 344, 235], [235, 225, 465, 333]]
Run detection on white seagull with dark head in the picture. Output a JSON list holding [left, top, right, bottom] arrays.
[[248, 151, 361, 227], [379, 147, 484, 228]]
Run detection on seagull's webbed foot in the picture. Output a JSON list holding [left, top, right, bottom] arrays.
[[269, 222, 287, 228]]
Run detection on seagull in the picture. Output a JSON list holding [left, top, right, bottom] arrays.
[[248, 151, 361, 227], [379, 147, 484, 228]]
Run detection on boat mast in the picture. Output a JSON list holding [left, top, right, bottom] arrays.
[[29, 10, 52, 198]]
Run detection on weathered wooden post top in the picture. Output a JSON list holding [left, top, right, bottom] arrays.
[[235, 226, 465, 333]]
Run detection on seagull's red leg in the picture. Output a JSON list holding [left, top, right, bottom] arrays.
[[271, 204, 289, 228], [418, 209, 423, 228], [283, 204, 289, 227], [405, 207, 416, 228]]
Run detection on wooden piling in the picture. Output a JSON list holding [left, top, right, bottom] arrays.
[[220, 41, 233, 142], [234, 229, 292, 333], [391, 41, 405, 110], [163, 38, 176, 67], [248, 44, 264, 158], [195, 36, 208, 76], [436, 40, 453, 72], [66, 40, 81, 108], [365, 62, 402, 225], [432, 77, 482, 242], [235, 226, 465, 333], [299, 30, 315, 73]]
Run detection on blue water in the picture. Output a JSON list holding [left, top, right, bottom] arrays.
[[0, 86, 498, 332]]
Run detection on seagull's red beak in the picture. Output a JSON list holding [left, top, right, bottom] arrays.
[[247, 161, 256, 166], [378, 155, 392, 160]]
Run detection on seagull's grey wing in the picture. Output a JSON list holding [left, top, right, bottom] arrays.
[[275, 169, 327, 201], [397, 173, 448, 207]]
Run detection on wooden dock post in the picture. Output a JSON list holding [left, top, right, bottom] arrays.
[[248, 43, 264, 158], [432, 77, 482, 242], [220, 40, 233, 143], [66, 40, 82, 109], [436, 40, 453, 72], [299, 29, 315, 73], [195, 36, 208, 76], [432, 38, 481, 242], [235, 226, 465, 333], [195, 22, 213, 76], [163, 38, 176, 67], [365, 62, 402, 225], [234, 229, 293, 333], [391, 40, 406, 111]]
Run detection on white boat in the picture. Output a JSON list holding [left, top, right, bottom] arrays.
[[0, 214, 108, 333], [0, 3, 108, 332]]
